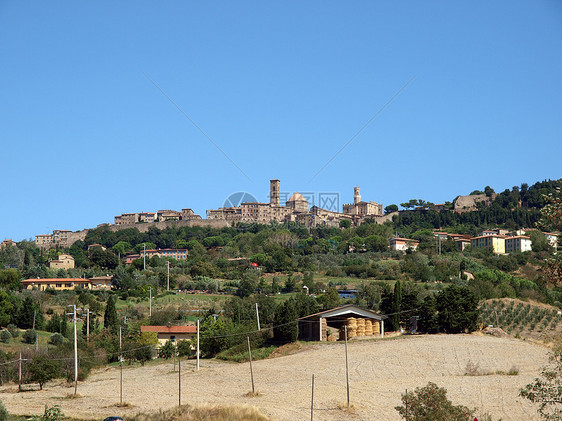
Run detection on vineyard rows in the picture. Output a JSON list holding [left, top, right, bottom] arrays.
[[479, 299, 562, 336]]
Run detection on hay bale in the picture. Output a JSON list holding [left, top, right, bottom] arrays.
[[356, 318, 366, 326]]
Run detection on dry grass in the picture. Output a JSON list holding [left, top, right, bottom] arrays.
[[111, 401, 134, 408], [267, 342, 306, 359], [335, 402, 357, 415], [465, 360, 519, 376], [243, 391, 262, 397], [130, 404, 272, 421], [62, 393, 82, 400]]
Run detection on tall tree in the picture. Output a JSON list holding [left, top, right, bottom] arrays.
[[104, 296, 118, 333], [436, 285, 478, 333], [392, 280, 402, 331], [273, 300, 298, 343]]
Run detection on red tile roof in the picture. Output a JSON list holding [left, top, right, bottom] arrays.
[[141, 325, 197, 334]]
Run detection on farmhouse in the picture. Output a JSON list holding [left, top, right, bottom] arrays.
[[21, 278, 92, 291], [298, 304, 386, 342], [140, 325, 197, 347]]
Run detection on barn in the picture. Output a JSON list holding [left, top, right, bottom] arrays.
[[298, 304, 386, 342]]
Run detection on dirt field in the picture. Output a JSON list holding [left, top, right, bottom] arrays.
[[0, 334, 551, 420]]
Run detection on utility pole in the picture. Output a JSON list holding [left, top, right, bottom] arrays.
[[119, 326, 123, 405], [167, 261, 170, 291], [149, 287, 152, 317], [143, 243, 146, 270], [67, 305, 79, 395], [255, 303, 261, 331], [18, 352, 22, 392], [178, 357, 182, 409], [344, 325, 350, 408], [310, 374, 315, 421], [247, 337, 255, 394], [196, 319, 200, 371]]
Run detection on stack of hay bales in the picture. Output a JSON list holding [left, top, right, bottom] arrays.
[[372, 319, 381, 335], [356, 318, 366, 337], [340, 317, 357, 340], [364, 319, 373, 336]]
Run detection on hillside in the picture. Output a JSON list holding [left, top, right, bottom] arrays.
[[0, 334, 550, 420]]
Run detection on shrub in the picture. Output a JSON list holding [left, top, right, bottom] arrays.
[[22, 329, 37, 344], [7, 324, 18, 338], [0, 399, 7, 421], [395, 382, 473, 420], [0, 331, 11, 344], [49, 333, 64, 346], [159, 340, 176, 359], [28, 356, 62, 390]]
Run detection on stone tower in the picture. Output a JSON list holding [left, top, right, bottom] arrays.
[[354, 187, 361, 204], [270, 179, 280, 207]]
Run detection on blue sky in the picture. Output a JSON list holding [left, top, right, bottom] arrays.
[[1, 1, 561, 241]]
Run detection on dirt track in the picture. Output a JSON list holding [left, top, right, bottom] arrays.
[[0, 334, 551, 420]]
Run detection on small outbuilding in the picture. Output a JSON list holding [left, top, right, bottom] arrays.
[[298, 304, 386, 342]]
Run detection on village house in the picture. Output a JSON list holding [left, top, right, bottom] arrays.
[[89, 275, 113, 290], [505, 236, 532, 253], [48, 254, 75, 269], [22, 278, 92, 291], [0, 239, 17, 249], [389, 237, 419, 252], [455, 238, 472, 251], [140, 325, 197, 348], [470, 235, 506, 254], [139, 248, 188, 261]]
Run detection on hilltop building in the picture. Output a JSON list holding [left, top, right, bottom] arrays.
[[207, 180, 384, 227], [48, 254, 75, 269], [342, 187, 383, 217], [0, 239, 17, 249]]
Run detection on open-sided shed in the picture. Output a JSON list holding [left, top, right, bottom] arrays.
[[298, 304, 386, 342]]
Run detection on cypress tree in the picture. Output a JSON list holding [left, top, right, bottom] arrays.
[[392, 280, 402, 331], [104, 295, 118, 333]]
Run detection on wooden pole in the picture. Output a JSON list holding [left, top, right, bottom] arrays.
[[344, 325, 350, 408], [18, 352, 22, 392], [196, 319, 200, 371], [86, 309, 90, 343], [255, 303, 261, 331], [149, 287, 152, 318], [119, 326, 123, 405], [178, 357, 182, 409], [247, 336, 255, 394], [310, 374, 315, 421], [72, 305, 78, 395]]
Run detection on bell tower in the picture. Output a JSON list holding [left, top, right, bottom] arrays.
[[354, 187, 361, 204], [270, 179, 280, 206]]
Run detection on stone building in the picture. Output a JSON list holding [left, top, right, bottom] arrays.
[[342, 187, 383, 217], [48, 254, 75, 269], [0, 239, 17, 249], [206, 180, 304, 224]]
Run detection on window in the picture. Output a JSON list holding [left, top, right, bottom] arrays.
[[170, 335, 176, 342]]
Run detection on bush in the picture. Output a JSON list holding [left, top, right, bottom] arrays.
[[28, 356, 61, 390], [22, 329, 37, 344], [0, 331, 11, 344], [0, 399, 8, 421], [159, 340, 176, 359], [395, 382, 473, 420], [49, 333, 64, 346], [7, 324, 18, 338]]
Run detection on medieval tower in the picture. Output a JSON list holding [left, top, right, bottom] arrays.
[[270, 179, 280, 207], [354, 187, 361, 204]]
